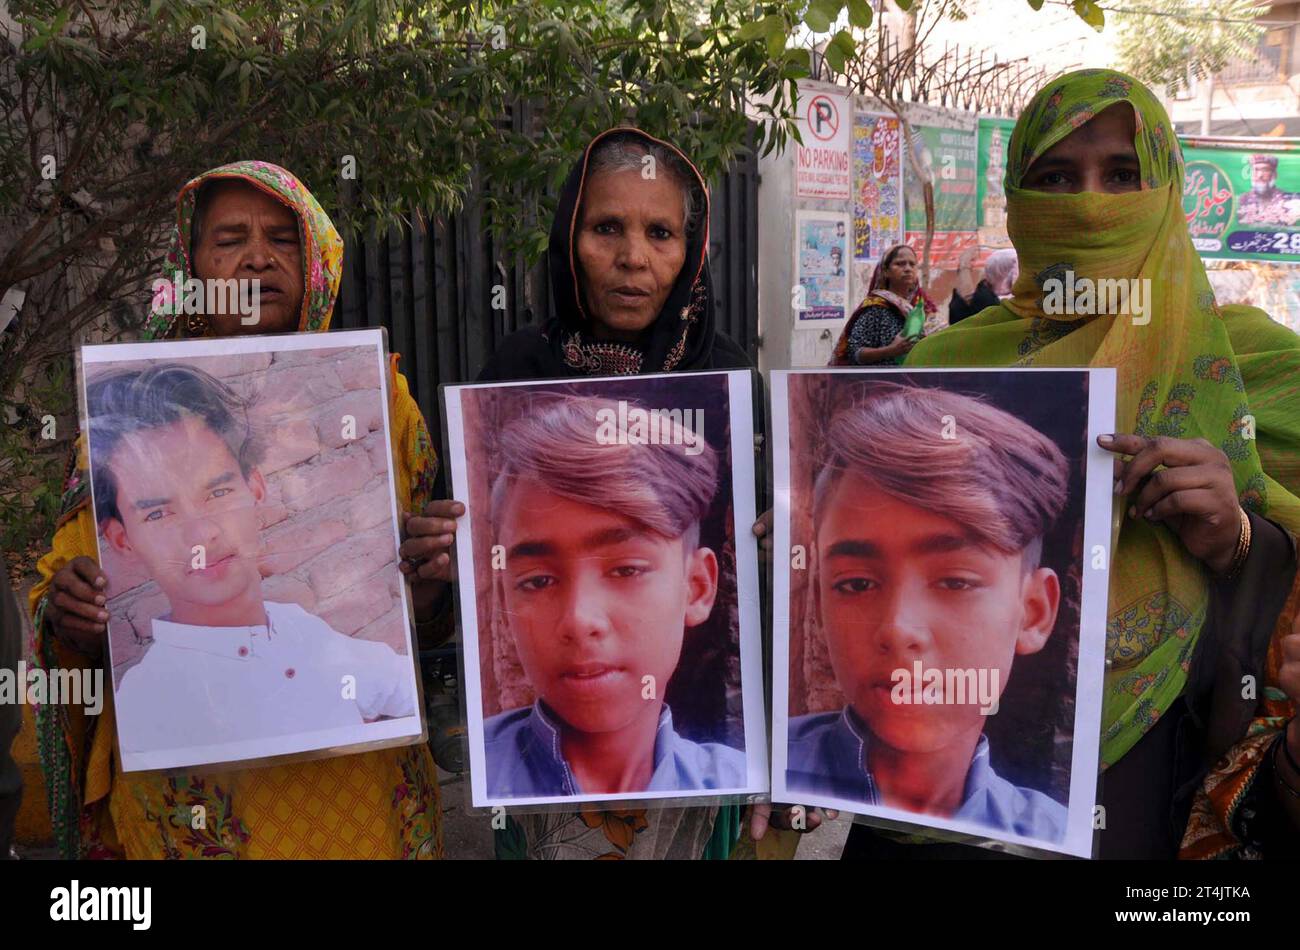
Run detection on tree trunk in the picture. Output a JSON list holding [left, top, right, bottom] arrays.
[[895, 110, 937, 289], [1201, 71, 1216, 136]]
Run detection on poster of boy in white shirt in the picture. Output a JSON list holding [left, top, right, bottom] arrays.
[[83, 342, 421, 771]]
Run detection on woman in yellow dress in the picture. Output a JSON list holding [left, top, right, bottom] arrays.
[[30, 161, 446, 858]]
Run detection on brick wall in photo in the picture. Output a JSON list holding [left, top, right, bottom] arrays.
[[787, 374, 847, 717], [93, 344, 409, 680]]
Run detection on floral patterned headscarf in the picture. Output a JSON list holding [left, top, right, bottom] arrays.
[[143, 160, 344, 339]]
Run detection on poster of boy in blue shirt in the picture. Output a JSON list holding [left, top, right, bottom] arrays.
[[480, 393, 749, 800], [786, 379, 1075, 844]]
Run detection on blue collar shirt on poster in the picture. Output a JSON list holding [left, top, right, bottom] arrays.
[[484, 700, 747, 798], [786, 706, 1068, 842]]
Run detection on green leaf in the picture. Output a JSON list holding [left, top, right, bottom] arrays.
[[824, 29, 856, 72], [824, 40, 847, 73], [1026, 0, 1044, 9], [804, 0, 842, 33], [49, 7, 71, 36], [781, 59, 812, 80], [894, 0, 913, 10], [737, 19, 767, 41], [831, 29, 856, 54], [1072, 0, 1105, 30], [847, 0, 873, 28], [764, 16, 788, 58]]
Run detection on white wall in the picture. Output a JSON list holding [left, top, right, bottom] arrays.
[[755, 115, 794, 373], [758, 80, 875, 368], [757, 82, 983, 369]]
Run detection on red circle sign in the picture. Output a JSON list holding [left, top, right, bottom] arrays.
[[807, 95, 840, 142]]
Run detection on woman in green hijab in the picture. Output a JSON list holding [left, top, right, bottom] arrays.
[[843, 68, 1300, 859]]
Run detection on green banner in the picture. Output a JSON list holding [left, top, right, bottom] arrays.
[[977, 117, 1016, 232], [903, 124, 978, 233], [1182, 143, 1300, 262], [900, 121, 1300, 266]]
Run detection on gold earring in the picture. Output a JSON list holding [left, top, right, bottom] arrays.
[[184, 311, 211, 337]]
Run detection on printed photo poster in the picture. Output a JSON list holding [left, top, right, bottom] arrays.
[[977, 117, 1016, 248], [796, 87, 852, 200], [796, 210, 852, 325], [1182, 141, 1300, 262], [852, 110, 904, 263], [443, 371, 769, 809], [903, 124, 979, 268], [78, 329, 425, 773], [769, 368, 1117, 859]]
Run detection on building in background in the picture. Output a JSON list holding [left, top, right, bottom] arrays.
[[1167, 0, 1300, 135]]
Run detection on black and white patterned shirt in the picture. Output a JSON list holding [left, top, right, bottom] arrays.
[[845, 305, 906, 365]]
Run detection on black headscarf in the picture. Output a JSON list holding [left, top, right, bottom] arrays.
[[478, 127, 750, 381]]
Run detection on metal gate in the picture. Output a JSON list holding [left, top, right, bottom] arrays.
[[332, 130, 761, 444]]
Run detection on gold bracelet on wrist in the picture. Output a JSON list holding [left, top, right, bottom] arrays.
[[1221, 506, 1252, 582]]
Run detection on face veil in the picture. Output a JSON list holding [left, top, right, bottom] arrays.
[[904, 67, 1300, 769]]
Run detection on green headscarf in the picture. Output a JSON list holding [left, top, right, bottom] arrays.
[[906, 68, 1300, 767]]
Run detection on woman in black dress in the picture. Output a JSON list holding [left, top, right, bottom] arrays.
[[948, 247, 1018, 325]]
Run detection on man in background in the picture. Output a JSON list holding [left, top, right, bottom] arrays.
[[1237, 154, 1300, 227]]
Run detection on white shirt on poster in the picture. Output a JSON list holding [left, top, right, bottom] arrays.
[[113, 600, 417, 753]]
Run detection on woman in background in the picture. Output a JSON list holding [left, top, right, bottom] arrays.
[[948, 247, 1017, 325], [829, 243, 935, 366]]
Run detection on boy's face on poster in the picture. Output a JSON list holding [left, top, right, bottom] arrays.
[[191, 181, 305, 336], [498, 478, 718, 735], [102, 415, 266, 615], [815, 474, 1059, 754], [575, 168, 687, 342]]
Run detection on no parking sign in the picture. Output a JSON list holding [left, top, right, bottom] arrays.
[[796, 90, 851, 200]]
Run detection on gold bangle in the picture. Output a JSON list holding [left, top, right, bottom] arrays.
[[1222, 506, 1252, 582]]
